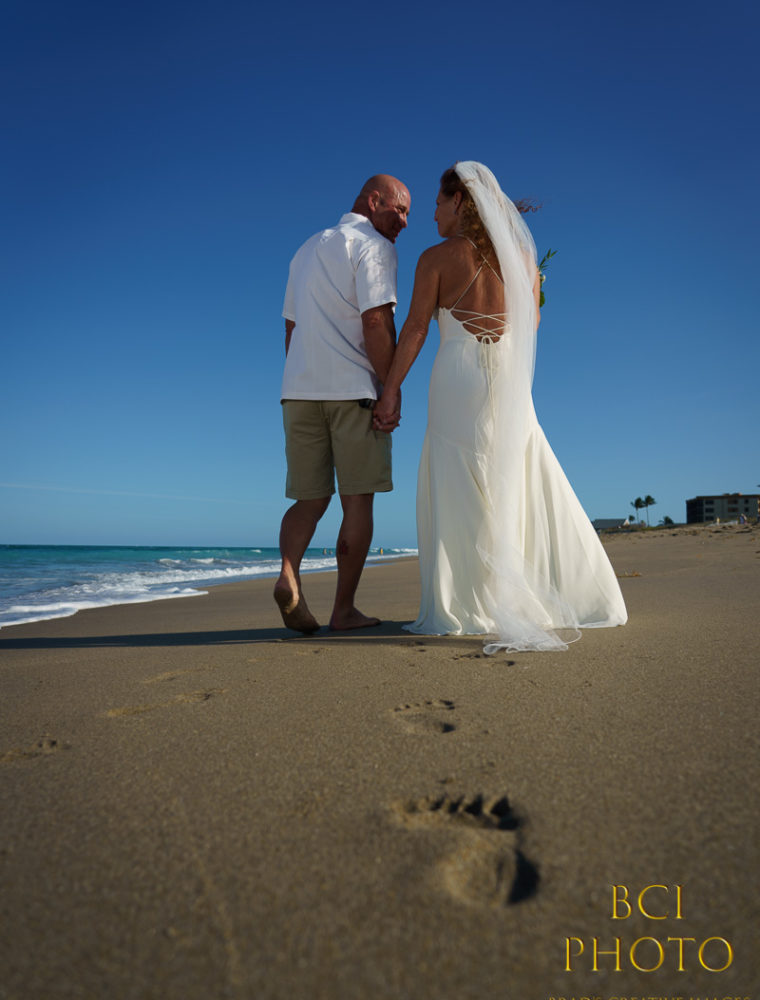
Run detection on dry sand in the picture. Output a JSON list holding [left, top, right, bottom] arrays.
[[1, 523, 758, 999]]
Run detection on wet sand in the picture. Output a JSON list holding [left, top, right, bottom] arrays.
[[1, 523, 758, 998]]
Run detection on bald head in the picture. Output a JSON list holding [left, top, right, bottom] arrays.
[[352, 174, 410, 243]]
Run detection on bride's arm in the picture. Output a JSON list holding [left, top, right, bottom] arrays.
[[373, 248, 439, 428]]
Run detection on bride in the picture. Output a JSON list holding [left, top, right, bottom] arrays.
[[373, 161, 627, 652]]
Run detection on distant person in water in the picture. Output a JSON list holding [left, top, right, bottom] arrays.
[[274, 174, 411, 633]]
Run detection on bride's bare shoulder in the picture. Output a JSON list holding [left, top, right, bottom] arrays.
[[419, 237, 472, 270]]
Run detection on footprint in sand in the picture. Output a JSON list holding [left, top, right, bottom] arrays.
[[392, 699, 456, 734], [0, 736, 71, 764], [392, 792, 539, 907], [104, 688, 225, 718], [451, 651, 516, 665], [403, 640, 428, 653], [142, 665, 222, 685]]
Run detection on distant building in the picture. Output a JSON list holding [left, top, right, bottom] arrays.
[[592, 518, 627, 531], [685, 493, 760, 524]]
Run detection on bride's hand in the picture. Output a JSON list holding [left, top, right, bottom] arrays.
[[373, 388, 401, 432]]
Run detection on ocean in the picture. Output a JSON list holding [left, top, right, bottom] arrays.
[[0, 544, 416, 630]]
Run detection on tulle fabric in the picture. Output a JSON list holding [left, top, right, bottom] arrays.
[[405, 161, 627, 653]]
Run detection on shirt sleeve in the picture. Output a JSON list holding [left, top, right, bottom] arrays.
[[355, 238, 397, 314], [282, 257, 296, 322]]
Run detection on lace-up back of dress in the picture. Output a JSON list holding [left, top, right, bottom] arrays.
[[449, 241, 509, 344]]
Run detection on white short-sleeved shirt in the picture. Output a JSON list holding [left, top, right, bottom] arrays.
[[281, 213, 397, 400]]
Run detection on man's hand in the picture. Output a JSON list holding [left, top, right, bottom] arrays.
[[373, 388, 401, 432]]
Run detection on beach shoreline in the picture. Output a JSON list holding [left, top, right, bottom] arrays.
[[0, 545, 417, 632], [1, 525, 757, 998]]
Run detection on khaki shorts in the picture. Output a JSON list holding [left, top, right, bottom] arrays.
[[282, 399, 393, 499]]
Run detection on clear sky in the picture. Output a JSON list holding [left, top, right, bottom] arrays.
[[3, 0, 758, 547]]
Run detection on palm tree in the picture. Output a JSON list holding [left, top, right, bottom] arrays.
[[643, 495, 656, 525], [631, 497, 644, 523]]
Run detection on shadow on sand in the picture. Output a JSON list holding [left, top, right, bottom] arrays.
[[0, 620, 485, 652]]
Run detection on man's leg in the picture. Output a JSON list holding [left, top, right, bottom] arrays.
[[329, 492, 380, 630], [276, 399, 333, 632], [274, 496, 330, 632]]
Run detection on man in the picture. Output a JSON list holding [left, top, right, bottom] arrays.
[[274, 174, 411, 633]]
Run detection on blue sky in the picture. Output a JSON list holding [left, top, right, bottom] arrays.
[[2, 0, 758, 547]]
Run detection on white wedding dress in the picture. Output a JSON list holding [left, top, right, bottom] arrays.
[[404, 194, 627, 653]]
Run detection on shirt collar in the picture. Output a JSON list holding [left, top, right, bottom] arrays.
[[339, 211, 380, 236]]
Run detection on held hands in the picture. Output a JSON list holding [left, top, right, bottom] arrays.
[[372, 388, 401, 433]]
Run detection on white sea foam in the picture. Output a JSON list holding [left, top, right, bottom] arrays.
[[1, 588, 206, 628], [0, 545, 416, 630]]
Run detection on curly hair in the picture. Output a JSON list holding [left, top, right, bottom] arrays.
[[439, 166, 538, 260]]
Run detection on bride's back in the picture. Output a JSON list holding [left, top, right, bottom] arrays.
[[436, 236, 506, 339]]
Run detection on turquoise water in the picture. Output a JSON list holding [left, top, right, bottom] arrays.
[[0, 544, 415, 629]]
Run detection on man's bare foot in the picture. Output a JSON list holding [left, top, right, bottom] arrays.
[[274, 581, 320, 634], [329, 607, 381, 631]]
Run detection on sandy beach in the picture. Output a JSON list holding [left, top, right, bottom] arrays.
[[1, 523, 758, 999]]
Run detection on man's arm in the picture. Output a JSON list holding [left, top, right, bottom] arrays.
[[285, 319, 295, 355], [360, 303, 396, 383]]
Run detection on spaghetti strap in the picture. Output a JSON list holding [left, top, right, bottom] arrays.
[[450, 236, 505, 309], [450, 264, 485, 311], [449, 239, 508, 340]]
